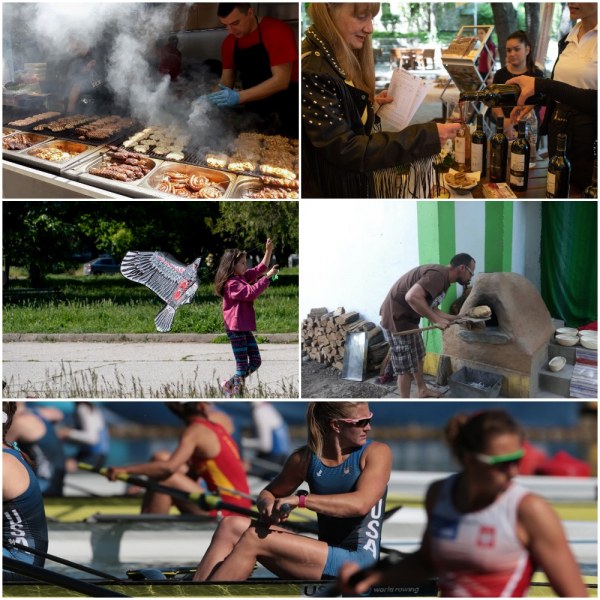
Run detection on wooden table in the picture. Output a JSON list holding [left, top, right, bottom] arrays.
[[472, 158, 549, 199], [390, 48, 424, 70], [470, 158, 584, 199]]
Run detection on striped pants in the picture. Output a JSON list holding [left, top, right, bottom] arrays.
[[225, 330, 262, 388]]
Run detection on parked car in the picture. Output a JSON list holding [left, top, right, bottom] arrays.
[[83, 256, 121, 275]]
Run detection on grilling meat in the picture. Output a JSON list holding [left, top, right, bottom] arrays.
[[29, 146, 78, 162], [8, 112, 60, 127], [155, 171, 226, 198], [260, 176, 299, 189], [3, 133, 40, 151], [88, 148, 153, 182]]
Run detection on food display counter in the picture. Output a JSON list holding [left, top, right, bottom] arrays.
[[3, 114, 298, 199]]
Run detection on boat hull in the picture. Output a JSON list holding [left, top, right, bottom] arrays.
[[3, 578, 440, 597]]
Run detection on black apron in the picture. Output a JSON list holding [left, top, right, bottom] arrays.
[[233, 18, 298, 138]]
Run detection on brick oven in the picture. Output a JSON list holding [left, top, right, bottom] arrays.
[[443, 272, 555, 397]]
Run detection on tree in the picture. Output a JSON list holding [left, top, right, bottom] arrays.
[[2, 202, 79, 286], [491, 3, 519, 65], [524, 4, 541, 61], [207, 202, 299, 266]]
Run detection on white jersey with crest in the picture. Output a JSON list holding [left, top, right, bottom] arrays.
[[428, 474, 534, 597]]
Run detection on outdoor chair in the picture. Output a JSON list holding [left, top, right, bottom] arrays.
[[422, 48, 436, 69], [389, 48, 402, 69]]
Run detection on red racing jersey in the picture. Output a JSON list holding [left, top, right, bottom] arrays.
[[188, 417, 252, 516]]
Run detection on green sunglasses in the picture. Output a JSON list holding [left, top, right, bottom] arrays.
[[475, 448, 525, 466]]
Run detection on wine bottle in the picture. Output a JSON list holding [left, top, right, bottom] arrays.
[[583, 141, 597, 198], [546, 133, 571, 198], [460, 84, 543, 108], [471, 113, 487, 176], [509, 121, 530, 192], [489, 116, 508, 183], [454, 113, 471, 172]]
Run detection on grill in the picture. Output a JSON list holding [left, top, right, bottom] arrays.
[[4, 113, 138, 146], [443, 272, 555, 397]]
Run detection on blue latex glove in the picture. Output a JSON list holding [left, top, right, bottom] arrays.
[[208, 84, 240, 107]]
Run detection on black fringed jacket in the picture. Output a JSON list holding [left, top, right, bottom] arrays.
[[301, 27, 441, 198]]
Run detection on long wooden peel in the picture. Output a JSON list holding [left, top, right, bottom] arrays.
[[393, 316, 490, 336]]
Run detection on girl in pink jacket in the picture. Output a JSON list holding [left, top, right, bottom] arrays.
[[214, 239, 279, 397]]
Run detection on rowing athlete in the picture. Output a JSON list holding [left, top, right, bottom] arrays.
[[337, 409, 588, 597], [193, 401, 391, 582], [104, 402, 251, 516], [2, 401, 49, 581], [5, 402, 66, 497]]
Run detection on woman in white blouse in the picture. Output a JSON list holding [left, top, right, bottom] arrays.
[[508, 3, 597, 191]]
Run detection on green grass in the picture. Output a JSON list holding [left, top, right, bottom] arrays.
[[3, 273, 298, 335]]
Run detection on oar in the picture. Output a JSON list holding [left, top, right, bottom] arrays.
[[79, 463, 404, 548], [5, 541, 119, 580], [78, 463, 309, 532], [3, 556, 128, 598]]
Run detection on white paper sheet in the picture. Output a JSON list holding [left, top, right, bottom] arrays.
[[377, 67, 432, 132]]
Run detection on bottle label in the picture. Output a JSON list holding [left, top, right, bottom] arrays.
[[472, 144, 483, 172], [546, 172, 556, 196], [455, 137, 466, 163], [510, 153, 526, 172]]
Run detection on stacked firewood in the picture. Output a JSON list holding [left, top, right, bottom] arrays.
[[302, 307, 390, 373]]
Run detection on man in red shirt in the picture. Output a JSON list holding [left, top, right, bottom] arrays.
[[208, 3, 298, 137]]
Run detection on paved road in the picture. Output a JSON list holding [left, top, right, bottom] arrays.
[[3, 339, 299, 398]]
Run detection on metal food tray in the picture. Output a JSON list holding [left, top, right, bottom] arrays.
[[228, 175, 299, 199], [2, 132, 54, 160], [139, 162, 236, 199], [67, 151, 164, 198], [12, 139, 101, 175]]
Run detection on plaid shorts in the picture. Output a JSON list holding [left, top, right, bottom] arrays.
[[382, 327, 425, 375]]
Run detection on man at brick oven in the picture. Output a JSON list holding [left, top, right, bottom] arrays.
[[208, 3, 298, 138], [380, 253, 476, 398]]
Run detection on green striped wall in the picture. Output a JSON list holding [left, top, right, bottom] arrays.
[[416, 201, 456, 354], [485, 202, 514, 272], [416, 201, 515, 354]]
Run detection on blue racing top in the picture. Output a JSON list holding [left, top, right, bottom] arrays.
[[3, 446, 49, 570], [18, 408, 66, 496], [306, 441, 387, 560]]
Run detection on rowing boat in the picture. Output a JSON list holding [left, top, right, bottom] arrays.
[[61, 470, 598, 502], [44, 504, 597, 566], [3, 572, 597, 598], [3, 578, 434, 597]]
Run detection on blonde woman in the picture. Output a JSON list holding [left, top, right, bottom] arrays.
[[193, 401, 391, 581], [302, 3, 459, 198]]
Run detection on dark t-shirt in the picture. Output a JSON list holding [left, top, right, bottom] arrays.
[[380, 264, 451, 332], [493, 66, 545, 118]]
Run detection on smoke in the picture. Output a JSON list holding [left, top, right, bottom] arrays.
[[4, 3, 226, 132]]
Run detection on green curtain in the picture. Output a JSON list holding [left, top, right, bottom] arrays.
[[541, 202, 597, 327]]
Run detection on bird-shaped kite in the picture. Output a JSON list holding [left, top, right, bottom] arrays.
[[120, 251, 201, 332]]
